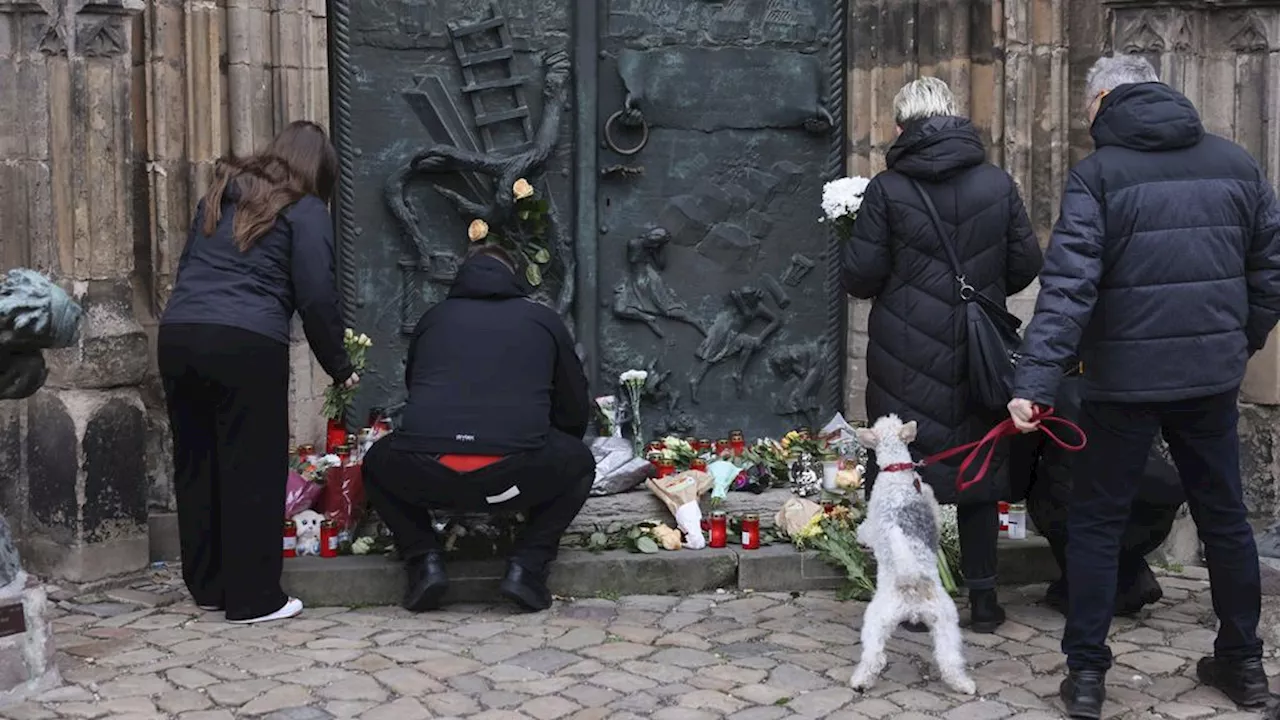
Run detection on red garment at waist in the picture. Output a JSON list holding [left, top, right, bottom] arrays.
[[437, 454, 504, 472]]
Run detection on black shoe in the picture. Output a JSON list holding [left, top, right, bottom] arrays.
[[1060, 670, 1106, 719], [1115, 565, 1163, 617], [1196, 656, 1271, 708], [403, 552, 448, 612], [968, 589, 1006, 634], [900, 620, 929, 633], [499, 561, 552, 612]]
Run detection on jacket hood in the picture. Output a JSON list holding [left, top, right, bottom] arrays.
[[886, 116, 987, 181], [1091, 82, 1204, 152], [448, 254, 530, 300]]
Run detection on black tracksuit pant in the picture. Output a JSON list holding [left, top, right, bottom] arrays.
[[363, 429, 594, 570], [158, 324, 290, 621]]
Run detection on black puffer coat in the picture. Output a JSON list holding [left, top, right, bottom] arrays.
[[842, 117, 1043, 504], [1014, 82, 1280, 406]]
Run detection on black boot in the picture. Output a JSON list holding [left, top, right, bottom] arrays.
[[968, 588, 1006, 633], [403, 552, 448, 612], [1114, 564, 1163, 617], [1196, 656, 1271, 708], [1060, 669, 1106, 719], [500, 561, 552, 612]]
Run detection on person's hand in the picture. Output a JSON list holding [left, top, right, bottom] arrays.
[[1007, 398, 1040, 433], [342, 372, 360, 389]]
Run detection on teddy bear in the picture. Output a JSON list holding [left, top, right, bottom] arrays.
[[292, 510, 325, 556]]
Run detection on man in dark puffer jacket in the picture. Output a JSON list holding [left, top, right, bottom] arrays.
[[1008, 56, 1280, 719]]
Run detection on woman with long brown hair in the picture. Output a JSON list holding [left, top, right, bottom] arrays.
[[160, 121, 356, 624]]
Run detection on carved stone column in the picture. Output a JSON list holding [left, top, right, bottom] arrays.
[[0, 0, 150, 581]]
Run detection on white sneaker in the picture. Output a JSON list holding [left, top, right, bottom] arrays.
[[228, 597, 303, 625], [196, 604, 222, 612]]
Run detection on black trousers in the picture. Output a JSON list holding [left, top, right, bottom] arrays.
[[158, 324, 290, 621], [1064, 389, 1262, 671], [363, 429, 594, 570], [956, 503, 999, 591]]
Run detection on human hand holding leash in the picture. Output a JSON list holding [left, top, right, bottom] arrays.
[[1007, 398, 1041, 433]]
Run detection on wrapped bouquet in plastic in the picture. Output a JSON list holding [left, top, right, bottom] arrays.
[[646, 470, 712, 549]]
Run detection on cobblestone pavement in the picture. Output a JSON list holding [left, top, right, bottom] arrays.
[[2, 567, 1277, 720]]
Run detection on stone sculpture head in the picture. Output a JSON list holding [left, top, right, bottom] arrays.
[[0, 269, 83, 400], [628, 228, 671, 268], [0, 270, 81, 351]]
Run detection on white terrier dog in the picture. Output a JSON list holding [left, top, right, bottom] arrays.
[[850, 414, 976, 695], [292, 510, 324, 557]]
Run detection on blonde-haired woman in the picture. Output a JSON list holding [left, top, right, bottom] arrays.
[[841, 77, 1043, 632]]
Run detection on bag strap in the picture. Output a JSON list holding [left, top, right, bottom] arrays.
[[909, 178, 977, 300]]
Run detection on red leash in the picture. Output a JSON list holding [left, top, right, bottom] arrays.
[[882, 409, 1087, 493]]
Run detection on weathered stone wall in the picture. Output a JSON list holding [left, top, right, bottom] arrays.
[[1105, 2, 1280, 516], [841, 0, 1280, 523], [843, 0, 1104, 420], [130, 0, 333, 512], [0, 0, 152, 580]]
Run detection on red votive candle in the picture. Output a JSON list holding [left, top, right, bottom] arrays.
[[741, 514, 760, 550], [709, 511, 727, 548]]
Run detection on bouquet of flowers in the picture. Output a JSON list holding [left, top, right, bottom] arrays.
[[466, 178, 554, 287], [322, 329, 373, 420], [285, 452, 341, 518], [594, 395, 619, 438], [821, 176, 871, 239], [619, 369, 648, 455], [659, 436, 697, 470], [780, 429, 837, 461]]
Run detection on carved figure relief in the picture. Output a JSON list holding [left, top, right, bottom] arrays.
[[612, 228, 706, 338], [1227, 12, 1270, 53], [657, 160, 807, 274], [386, 4, 575, 330], [768, 339, 826, 427], [689, 285, 782, 403], [1168, 13, 1194, 53], [1120, 12, 1165, 54], [780, 253, 815, 286]]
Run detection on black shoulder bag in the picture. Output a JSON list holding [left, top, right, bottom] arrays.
[[910, 179, 1024, 411]]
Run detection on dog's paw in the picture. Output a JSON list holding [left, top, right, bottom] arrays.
[[849, 671, 875, 693], [946, 676, 977, 695]]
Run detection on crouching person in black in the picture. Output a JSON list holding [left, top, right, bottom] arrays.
[[1022, 364, 1186, 617], [363, 245, 594, 613]]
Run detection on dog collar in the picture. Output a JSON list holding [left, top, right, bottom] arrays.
[[880, 462, 917, 473], [879, 462, 923, 493]]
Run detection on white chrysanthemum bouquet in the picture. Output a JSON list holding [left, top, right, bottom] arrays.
[[322, 328, 373, 420], [619, 369, 648, 455], [821, 176, 872, 239]]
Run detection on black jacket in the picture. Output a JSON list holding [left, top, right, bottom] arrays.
[[842, 116, 1043, 504], [162, 187, 352, 382], [1015, 82, 1280, 406], [396, 255, 590, 455]]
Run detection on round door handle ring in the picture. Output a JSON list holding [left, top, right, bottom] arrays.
[[604, 110, 649, 156]]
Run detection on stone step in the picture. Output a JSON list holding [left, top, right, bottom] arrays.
[[147, 488, 819, 564], [280, 537, 1056, 607]]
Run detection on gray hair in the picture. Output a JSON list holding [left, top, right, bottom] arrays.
[[893, 77, 956, 126], [1085, 55, 1160, 105]]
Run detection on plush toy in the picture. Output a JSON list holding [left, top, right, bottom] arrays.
[[292, 510, 324, 556]]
